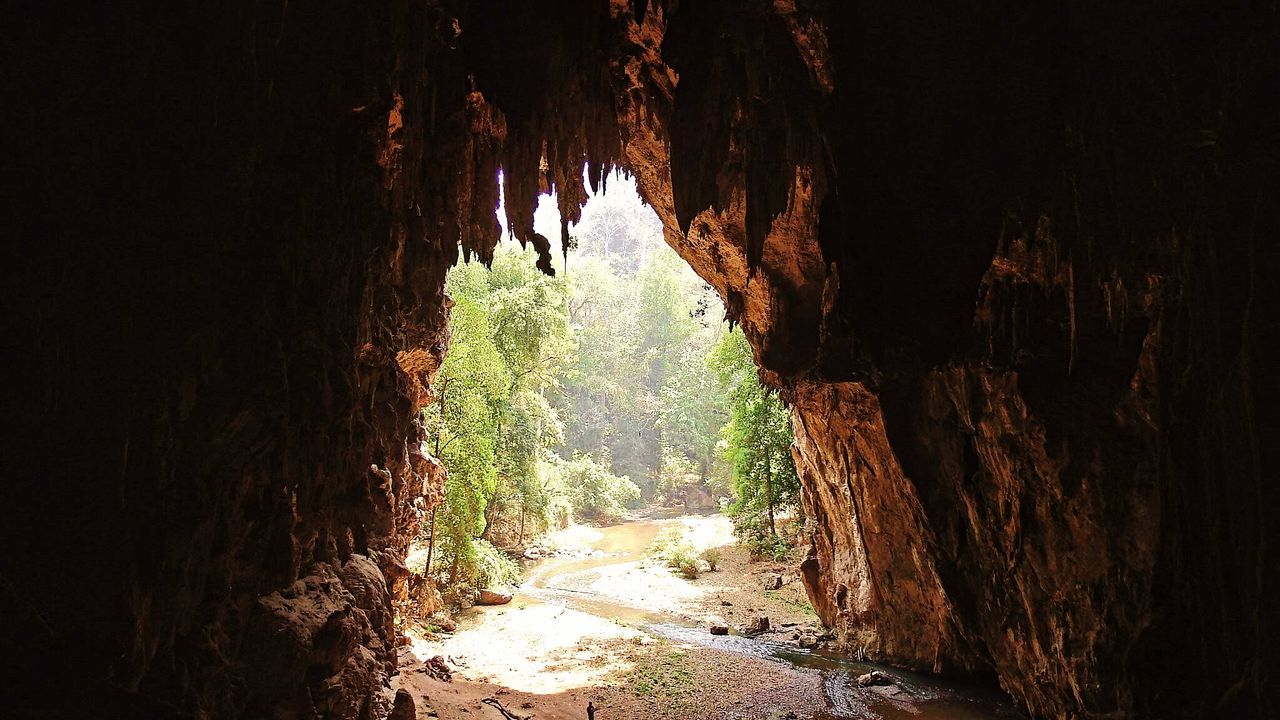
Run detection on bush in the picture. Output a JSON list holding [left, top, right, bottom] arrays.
[[546, 493, 574, 529], [545, 452, 641, 523], [700, 547, 722, 571], [473, 538, 521, 588], [650, 526, 689, 558], [731, 509, 792, 561], [650, 526, 703, 579], [674, 553, 701, 579]]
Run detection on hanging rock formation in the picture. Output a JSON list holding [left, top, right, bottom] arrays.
[[2, 1, 1274, 719]]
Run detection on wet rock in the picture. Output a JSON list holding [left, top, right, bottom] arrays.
[[476, 589, 513, 606], [710, 625, 730, 636], [744, 616, 771, 636], [856, 671, 893, 687], [798, 634, 820, 649]]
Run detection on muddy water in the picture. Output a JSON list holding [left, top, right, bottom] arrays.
[[520, 519, 672, 625], [520, 518, 1022, 720]]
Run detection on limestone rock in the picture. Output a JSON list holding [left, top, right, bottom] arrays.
[[389, 690, 417, 720], [476, 588, 514, 606], [6, 3, 1272, 720], [856, 671, 893, 688]]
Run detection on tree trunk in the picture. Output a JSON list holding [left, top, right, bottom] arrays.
[[765, 450, 777, 537], [425, 506, 438, 575]]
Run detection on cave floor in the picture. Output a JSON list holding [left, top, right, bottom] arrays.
[[394, 514, 1019, 720]]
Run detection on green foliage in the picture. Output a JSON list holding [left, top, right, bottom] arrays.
[[732, 509, 792, 561], [543, 451, 641, 523], [709, 328, 802, 553], [648, 526, 702, 579], [551, 189, 728, 495], [421, 246, 572, 595], [472, 538, 521, 588], [700, 547, 722, 572], [649, 526, 690, 558], [651, 445, 702, 504], [673, 554, 701, 579]]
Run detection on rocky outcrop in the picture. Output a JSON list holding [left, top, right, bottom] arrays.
[[2, 2, 464, 717], [3, 1, 1274, 719], [245, 559, 398, 719], [790, 382, 981, 677]]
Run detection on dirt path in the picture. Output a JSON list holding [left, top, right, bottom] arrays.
[[394, 514, 1020, 720]]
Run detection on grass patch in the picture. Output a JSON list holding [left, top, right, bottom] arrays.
[[764, 589, 817, 618], [628, 643, 694, 700]]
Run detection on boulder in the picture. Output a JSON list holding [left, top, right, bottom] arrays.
[[762, 573, 783, 590], [856, 671, 893, 687], [476, 588, 514, 606], [744, 616, 771, 635], [709, 625, 730, 636], [389, 689, 416, 720]]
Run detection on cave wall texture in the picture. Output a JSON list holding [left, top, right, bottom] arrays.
[[2, 1, 1275, 719]]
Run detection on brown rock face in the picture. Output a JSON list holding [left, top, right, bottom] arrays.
[[790, 382, 979, 677], [2, 2, 1274, 720]]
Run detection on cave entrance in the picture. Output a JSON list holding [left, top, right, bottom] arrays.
[[392, 170, 823, 719]]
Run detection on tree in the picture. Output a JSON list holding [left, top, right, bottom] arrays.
[[424, 296, 510, 585], [421, 246, 571, 593], [708, 329, 801, 556], [658, 342, 727, 483]]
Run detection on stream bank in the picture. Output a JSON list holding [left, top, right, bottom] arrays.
[[395, 514, 1020, 720]]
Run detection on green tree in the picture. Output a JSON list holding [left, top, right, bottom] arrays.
[[658, 342, 727, 484], [424, 296, 510, 586], [708, 329, 801, 555], [421, 246, 572, 594]]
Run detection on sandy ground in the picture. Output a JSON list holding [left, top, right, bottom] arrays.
[[394, 512, 828, 720]]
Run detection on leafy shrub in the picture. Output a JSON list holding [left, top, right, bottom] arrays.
[[649, 526, 689, 558], [700, 547, 722, 571], [546, 452, 642, 523], [546, 493, 574, 529], [473, 538, 521, 588], [649, 526, 703, 579], [673, 553, 701, 579], [732, 509, 793, 561]]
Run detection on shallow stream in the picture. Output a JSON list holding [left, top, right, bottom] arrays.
[[519, 517, 1022, 720]]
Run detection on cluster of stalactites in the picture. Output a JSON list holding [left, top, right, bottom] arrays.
[[448, 0, 633, 277], [451, 0, 829, 280]]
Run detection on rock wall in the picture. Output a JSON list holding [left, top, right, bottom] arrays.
[[598, 3, 1278, 719], [2, 2, 463, 717], [2, 1, 1274, 719]]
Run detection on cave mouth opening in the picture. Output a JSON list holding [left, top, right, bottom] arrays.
[[388, 170, 1018, 720], [392, 169, 815, 715]]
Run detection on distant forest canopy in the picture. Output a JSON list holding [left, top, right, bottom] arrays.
[[415, 172, 800, 600]]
